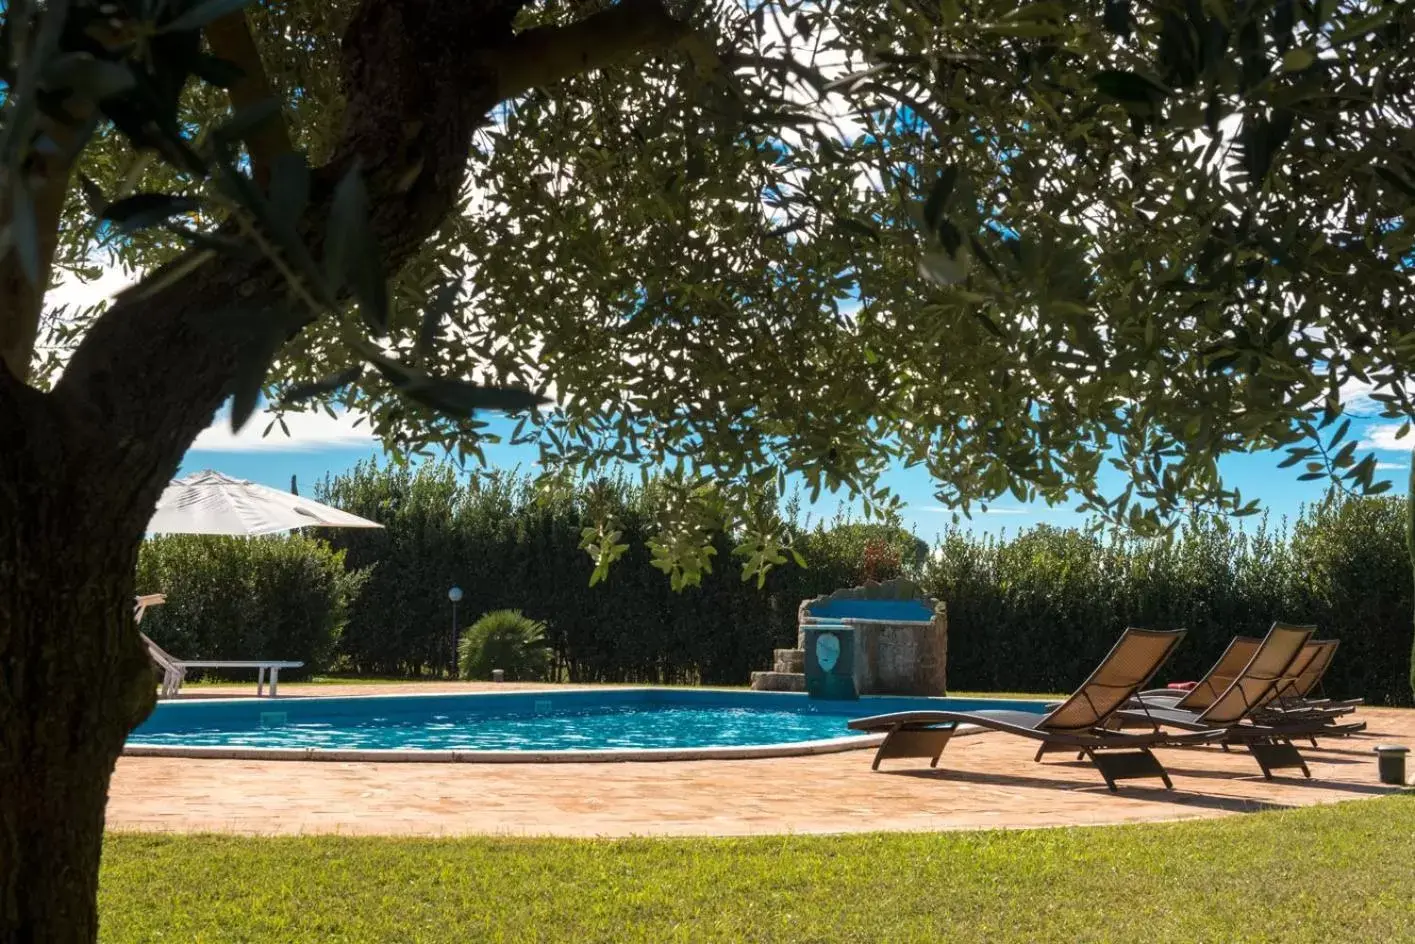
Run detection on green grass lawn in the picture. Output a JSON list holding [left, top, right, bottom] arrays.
[[101, 794, 1415, 943]]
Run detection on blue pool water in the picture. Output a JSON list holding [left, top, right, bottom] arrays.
[[127, 689, 1048, 753]]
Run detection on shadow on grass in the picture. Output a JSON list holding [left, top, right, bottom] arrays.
[[880, 766, 1298, 814]]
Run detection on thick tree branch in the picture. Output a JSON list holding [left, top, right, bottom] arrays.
[[53, 0, 520, 478], [52, 0, 712, 496], [205, 11, 294, 189], [486, 0, 716, 101], [0, 113, 85, 382]]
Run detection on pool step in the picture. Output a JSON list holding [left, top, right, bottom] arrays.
[[750, 670, 806, 692], [773, 648, 805, 673]]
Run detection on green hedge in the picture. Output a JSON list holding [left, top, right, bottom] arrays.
[[146, 461, 1412, 705], [314, 461, 916, 683], [1287, 496, 1411, 705], [135, 534, 367, 681], [928, 498, 1414, 706]]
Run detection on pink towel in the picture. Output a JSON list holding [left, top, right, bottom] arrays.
[[1167, 681, 1198, 691]]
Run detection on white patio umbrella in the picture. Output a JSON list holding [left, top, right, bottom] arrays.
[[147, 470, 384, 536]]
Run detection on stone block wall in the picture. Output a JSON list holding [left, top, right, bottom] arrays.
[[797, 578, 947, 696]]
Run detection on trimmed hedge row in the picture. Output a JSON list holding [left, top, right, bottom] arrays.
[[314, 461, 916, 684], [929, 497, 1413, 705], [135, 534, 367, 681], [314, 463, 1409, 702], [137, 460, 1413, 705]]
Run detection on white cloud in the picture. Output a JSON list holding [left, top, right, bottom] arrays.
[[915, 504, 1029, 516], [34, 266, 141, 383], [191, 405, 378, 453], [1375, 462, 1408, 471], [1338, 377, 1381, 415], [1359, 423, 1412, 452]]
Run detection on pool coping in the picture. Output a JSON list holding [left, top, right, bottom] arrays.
[[123, 731, 904, 763], [124, 687, 1005, 763]]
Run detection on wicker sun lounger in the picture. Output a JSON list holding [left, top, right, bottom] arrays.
[[1134, 635, 1358, 722], [1256, 639, 1362, 716], [1132, 631, 1361, 732], [847, 628, 1224, 792], [1118, 623, 1366, 780], [1135, 635, 1262, 712]]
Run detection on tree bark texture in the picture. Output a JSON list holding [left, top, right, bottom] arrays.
[[0, 371, 158, 941]]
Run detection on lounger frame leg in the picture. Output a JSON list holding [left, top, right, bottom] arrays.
[[270, 667, 280, 697], [1033, 742, 1091, 764], [256, 667, 267, 698], [870, 724, 956, 771], [1245, 739, 1311, 780], [1085, 748, 1174, 792], [1033, 741, 1066, 763]]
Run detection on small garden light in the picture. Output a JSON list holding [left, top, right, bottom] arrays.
[[447, 586, 463, 677], [1375, 745, 1409, 786]]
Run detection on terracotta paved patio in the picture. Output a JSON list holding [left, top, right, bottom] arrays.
[[108, 685, 1415, 837]]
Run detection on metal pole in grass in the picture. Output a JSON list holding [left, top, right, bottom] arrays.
[[447, 586, 463, 679]]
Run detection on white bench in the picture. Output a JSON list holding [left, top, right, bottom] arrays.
[[154, 659, 304, 697], [135, 595, 304, 698]]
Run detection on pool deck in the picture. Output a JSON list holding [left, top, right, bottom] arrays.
[[108, 683, 1415, 837]]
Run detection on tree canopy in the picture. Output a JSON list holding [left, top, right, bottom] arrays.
[[6, 0, 1415, 585], [3, 1, 1415, 937]]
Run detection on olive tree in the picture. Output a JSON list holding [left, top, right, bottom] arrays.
[[1, 0, 1412, 938]]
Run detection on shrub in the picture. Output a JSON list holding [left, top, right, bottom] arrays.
[[1285, 495, 1412, 706], [313, 461, 1412, 703], [315, 461, 878, 683], [135, 534, 368, 680], [458, 610, 552, 681], [926, 501, 1413, 705]]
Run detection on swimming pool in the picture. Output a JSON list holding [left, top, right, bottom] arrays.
[[125, 689, 1049, 762]]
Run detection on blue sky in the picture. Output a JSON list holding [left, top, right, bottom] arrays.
[[179, 400, 1411, 542]]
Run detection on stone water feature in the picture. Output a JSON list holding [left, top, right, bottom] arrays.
[[749, 578, 948, 696]]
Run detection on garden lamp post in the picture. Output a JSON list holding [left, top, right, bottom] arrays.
[[447, 585, 463, 678]]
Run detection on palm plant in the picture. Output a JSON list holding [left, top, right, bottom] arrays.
[[458, 610, 552, 682]]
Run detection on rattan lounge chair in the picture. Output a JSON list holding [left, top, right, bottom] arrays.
[[1135, 635, 1262, 712], [1117, 623, 1365, 779], [1255, 639, 1362, 716], [1132, 634, 1359, 726], [847, 628, 1224, 792]]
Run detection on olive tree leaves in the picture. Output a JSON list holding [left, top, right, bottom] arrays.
[[4, 0, 545, 437], [13, 0, 1415, 589]]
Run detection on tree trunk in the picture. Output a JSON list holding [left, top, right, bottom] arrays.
[[0, 2, 698, 937], [0, 379, 157, 942]]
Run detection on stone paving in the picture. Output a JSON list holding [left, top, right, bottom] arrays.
[[108, 685, 1415, 838]]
